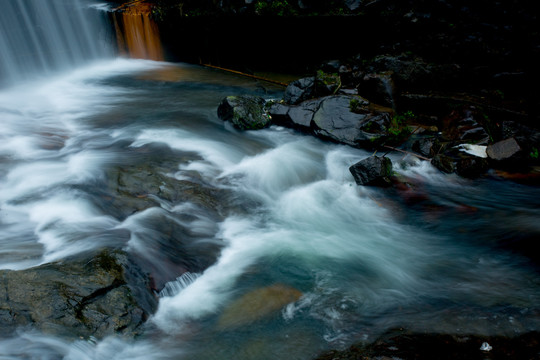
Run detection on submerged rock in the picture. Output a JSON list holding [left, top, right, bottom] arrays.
[[349, 156, 393, 187], [0, 249, 157, 340], [217, 284, 302, 330], [217, 95, 271, 130]]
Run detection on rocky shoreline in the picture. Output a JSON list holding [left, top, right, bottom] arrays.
[[217, 51, 540, 185]]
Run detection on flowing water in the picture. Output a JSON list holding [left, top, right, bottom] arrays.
[[1, 1, 540, 359]]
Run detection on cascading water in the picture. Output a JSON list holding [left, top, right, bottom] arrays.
[[0, 0, 111, 87], [1, 2, 540, 359]]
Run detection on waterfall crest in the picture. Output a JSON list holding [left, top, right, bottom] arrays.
[[0, 0, 111, 87]]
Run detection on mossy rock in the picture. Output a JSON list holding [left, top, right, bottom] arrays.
[[217, 95, 272, 130]]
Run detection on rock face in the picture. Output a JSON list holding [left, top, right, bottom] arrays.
[[487, 137, 522, 161], [217, 95, 271, 130], [349, 156, 393, 186], [282, 77, 316, 105], [312, 95, 391, 147], [0, 249, 157, 339]]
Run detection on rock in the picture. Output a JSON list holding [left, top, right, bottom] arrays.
[[441, 107, 489, 144], [412, 137, 439, 158], [486, 137, 522, 161], [357, 72, 396, 108], [0, 249, 157, 340], [217, 95, 271, 130], [287, 98, 323, 130], [312, 95, 392, 147], [431, 154, 456, 174], [267, 102, 290, 125], [349, 156, 393, 187], [282, 77, 316, 105], [432, 147, 489, 178], [370, 54, 432, 90], [217, 284, 302, 330], [455, 156, 489, 178], [314, 330, 540, 360]]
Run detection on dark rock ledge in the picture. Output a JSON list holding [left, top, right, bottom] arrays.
[[314, 329, 540, 360], [217, 54, 540, 186], [0, 249, 157, 340]]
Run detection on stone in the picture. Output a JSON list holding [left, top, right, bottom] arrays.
[[431, 154, 456, 174], [486, 137, 522, 161], [287, 98, 323, 130], [312, 95, 391, 147], [282, 77, 316, 105], [0, 249, 157, 340], [412, 137, 438, 158], [357, 72, 396, 108], [217, 95, 271, 130], [456, 156, 489, 178], [349, 156, 393, 186], [217, 284, 302, 329]]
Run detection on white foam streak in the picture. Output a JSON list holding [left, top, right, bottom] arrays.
[[131, 129, 246, 177]]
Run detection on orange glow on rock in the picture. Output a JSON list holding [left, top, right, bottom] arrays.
[[113, 3, 163, 61]]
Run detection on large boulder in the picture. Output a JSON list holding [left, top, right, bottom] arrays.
[[349, 156, 393, 187], [312, 95, 392, 147], [487, 137, 523, 161], [217, 95, 271, 130], [0, 249, 157, 340]]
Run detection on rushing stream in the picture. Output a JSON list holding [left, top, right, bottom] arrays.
[[1, 1, 540, 359]]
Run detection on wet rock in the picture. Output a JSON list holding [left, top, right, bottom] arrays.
[[349, 156, 393, 187], [0, 249, 157, 340], [282, 77, 316, 105], [441, 107, 489, 144], [217, 95, 271, 130], [431, 154, 456, 174], [455, 156, 489, 178], [487, 137, 523, 161], [370, 54, 432, 90], [106, 160, 233, 220], [432, 147, 489, 178], [217, 284, 302, 329], [312, 95, 392, 147], [357, 72, 396, 108], [412, 137, 439, 158], [287, 98, 323, 130], [314, 330, 540, 360]]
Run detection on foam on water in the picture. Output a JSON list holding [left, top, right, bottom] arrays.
[[0, 59, 168, 269]]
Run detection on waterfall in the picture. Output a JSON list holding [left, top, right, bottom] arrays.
[[0, 0, 112, 87]]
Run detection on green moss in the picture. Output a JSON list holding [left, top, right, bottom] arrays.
[[254, 0, 298, 16], [349, 98, 361, 113], [386, 111, 414, 144], [316, 70, 339, 86]]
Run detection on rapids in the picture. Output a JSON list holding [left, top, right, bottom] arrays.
[[0, 1, 539, 359]]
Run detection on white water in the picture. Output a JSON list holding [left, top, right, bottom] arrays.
[[0, 0, 111, 87]]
